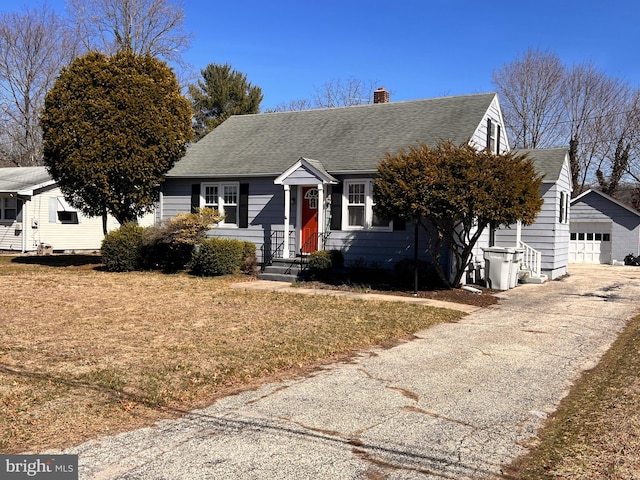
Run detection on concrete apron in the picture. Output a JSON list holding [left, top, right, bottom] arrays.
[[55, 264, 640, 479]]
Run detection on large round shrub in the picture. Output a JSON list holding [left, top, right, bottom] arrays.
[[101, 223, 145, 272], [190, 238, 244, 276]]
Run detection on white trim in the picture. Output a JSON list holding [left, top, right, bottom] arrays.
[[283, 185, 291, 259], [274, 157, 338, 185], [571, 188, 640, 217], [201, 181, 240, 227], [341, 179, 392, 232]]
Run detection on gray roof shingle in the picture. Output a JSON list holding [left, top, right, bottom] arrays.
[[0, 166, 52, 193], [513, 148, 569, 183], [168, 93, 497, 178]]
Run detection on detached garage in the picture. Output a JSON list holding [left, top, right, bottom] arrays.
[[570, 189, 640, 264]]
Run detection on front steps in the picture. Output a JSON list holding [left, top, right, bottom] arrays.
[[258, 257, 308, 283], [519, 269, 548, 284]]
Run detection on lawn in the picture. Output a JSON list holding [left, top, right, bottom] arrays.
[[0, 255, 463, 453], [505, 313, 640, 479]]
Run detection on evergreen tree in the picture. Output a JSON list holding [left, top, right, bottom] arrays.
[[188, 63, 263, 139], [41, 51, 193, 232]]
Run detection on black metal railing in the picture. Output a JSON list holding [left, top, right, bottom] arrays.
[[261, 230, 296, 267]]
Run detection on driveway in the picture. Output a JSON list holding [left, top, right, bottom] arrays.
[[56, 264, 640, 479]]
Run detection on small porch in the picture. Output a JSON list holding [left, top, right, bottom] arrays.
[[259, 157, 337, 280]]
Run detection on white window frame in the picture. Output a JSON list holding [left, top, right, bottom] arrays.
[[559, 191, 569, 224], [0, 196, 17, 222], [341, 179, 392, 231], [201, 182, 239, 227]]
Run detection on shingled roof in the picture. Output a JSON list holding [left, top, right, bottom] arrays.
[[0, 166, 54, 194], [513, 148, 569, 184], [167, 92, 497, 178]]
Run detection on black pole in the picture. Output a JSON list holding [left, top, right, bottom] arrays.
[[413, 218, 419, 296]]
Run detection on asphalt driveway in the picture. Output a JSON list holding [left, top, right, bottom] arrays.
[[55, 264, 640, 479]]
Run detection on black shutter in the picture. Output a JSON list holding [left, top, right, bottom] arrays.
[[486, 118, 492, 151], [239, 183, 249, 228], [190, 184, 200, 213], [330, 183, 342, 230], [496, 125, 501, 154], [393, 217, 406, 231]]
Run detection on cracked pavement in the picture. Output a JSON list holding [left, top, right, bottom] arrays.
[[51, 264, 640, 479]]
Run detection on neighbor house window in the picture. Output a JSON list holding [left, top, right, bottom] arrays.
[[48, 197, 79, 224], [342, 180, 391, 231], [0, 196, 17, 221], [202, 182, 239, 226]]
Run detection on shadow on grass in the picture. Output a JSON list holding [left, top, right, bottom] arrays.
[[10, 254, 104, 268]]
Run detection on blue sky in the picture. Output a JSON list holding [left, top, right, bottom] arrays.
[[9, 0, 640, 111]]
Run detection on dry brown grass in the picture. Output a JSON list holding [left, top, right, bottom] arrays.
[[0, 255, 462, 453], [505, 313, 640, 479]]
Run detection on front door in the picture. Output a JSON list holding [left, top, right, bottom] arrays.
[[301, 187, 319, 254]]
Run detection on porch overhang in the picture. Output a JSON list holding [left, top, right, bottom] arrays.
[[274, 157, 338, 185]]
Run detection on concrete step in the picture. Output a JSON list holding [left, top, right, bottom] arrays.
[[257, 272, 299, 283], [259, 257, 309, 282]]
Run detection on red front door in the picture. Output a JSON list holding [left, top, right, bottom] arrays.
[[301, 187, 319, 254]]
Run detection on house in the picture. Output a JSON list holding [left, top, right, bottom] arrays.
[[493, 148, 572, 280], [0, 166, 153, 253], [161, 90, 560, 283], [569, 189, 640, 264]]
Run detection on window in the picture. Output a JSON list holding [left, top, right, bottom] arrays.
[[559, 191, 569, 223], [48, 197, 79, 224], [201, 183, 239, 226], [58, 211, 79, 224], [603, 233, 610, 242], [0, 196, 17, 221], [486, 118, 501, 154], [347, 182, 365, 227], [342, 180, 391, 231]]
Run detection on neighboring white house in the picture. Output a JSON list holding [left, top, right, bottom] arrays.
[[0, 166, 155, 253]]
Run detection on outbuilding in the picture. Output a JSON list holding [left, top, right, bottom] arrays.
[[569, 189, 640, 264]]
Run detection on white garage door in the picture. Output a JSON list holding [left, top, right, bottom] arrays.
[[569, 222, 612, 264]]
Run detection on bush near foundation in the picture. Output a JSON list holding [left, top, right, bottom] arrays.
[[308, 250, 344, 280], [190, 237, 245, 276]]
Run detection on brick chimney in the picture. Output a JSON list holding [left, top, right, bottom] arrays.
[[373, 87, 389, 104]]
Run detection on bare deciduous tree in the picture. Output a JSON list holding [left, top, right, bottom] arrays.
[[269, 77, 380, 112], [494, 50, 640, 197], [66, 0, 191, 64], [492, 48, 566, 149], [0, 5, 78, 166]]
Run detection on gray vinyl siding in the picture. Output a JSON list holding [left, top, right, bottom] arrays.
[[571, 191, 640, 262], [162, 177, 292, 263], [163, 176, 448, 268], [494, 160, 571, 279]]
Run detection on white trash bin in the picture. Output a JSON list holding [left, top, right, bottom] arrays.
[[510, 248, 525, 288], [482, 247, 514, 290]]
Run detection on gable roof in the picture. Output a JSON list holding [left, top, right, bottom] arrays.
[[513, 148, 569, 184], [167, 93, 498, 178], [571, 188, 640, 217], [0, 166, 54, 195]]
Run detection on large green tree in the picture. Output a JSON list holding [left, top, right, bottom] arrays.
[[374, 141, 543, 288], [188, 62, 263, 139], [41, 51, 192, 232]]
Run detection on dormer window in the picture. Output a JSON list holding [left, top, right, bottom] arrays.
[[486, 118, 501, 154]]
